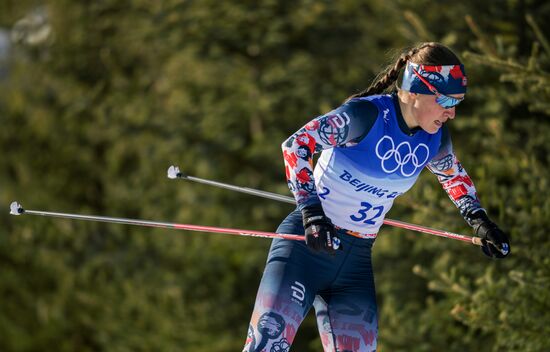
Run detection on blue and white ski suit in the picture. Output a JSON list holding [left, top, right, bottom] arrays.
[[244, 93, 482, 352]]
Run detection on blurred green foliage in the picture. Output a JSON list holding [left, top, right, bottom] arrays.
[[1, 1, 549, 351]]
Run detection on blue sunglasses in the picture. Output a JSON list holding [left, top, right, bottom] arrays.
[[412, 67, 465, 109]]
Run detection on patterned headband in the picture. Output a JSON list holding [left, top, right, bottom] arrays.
[[401, 62, 467, 95]]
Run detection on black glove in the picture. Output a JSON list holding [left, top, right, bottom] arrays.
[[301, 204, 341, 253], [468, 210, 510, 259]]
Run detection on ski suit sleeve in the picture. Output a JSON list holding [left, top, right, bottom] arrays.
[[426, 125, 486, 224], [282, 99, 378, 209]]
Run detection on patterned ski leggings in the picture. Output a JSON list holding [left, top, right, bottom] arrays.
[[243, 209, 378, 352]]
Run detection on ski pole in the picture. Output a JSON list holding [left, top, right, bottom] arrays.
[[167, 165, 483, 246], [9, 201, 305, 241], [167, 166, 294, 204]]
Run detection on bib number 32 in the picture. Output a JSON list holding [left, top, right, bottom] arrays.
[[350, 202, 384, 225]]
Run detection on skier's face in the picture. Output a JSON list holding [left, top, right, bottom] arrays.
[[409, 93, 463, 134]]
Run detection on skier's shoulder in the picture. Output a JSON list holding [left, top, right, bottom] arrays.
[[342, 96, 381, 121]]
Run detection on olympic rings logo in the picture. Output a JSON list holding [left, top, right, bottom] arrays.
[[375, 136, 430, 177]]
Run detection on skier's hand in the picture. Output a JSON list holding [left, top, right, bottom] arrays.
[[301, 204, 341, 253], [469, 211, 510, 258]]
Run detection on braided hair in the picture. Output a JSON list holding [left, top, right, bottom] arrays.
[[345, 42, 462, 101]]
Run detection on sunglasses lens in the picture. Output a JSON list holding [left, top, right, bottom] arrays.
[[436, 95, 462, 109]]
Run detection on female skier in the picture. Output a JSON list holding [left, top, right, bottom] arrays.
[[243, 42, 510, 352]]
